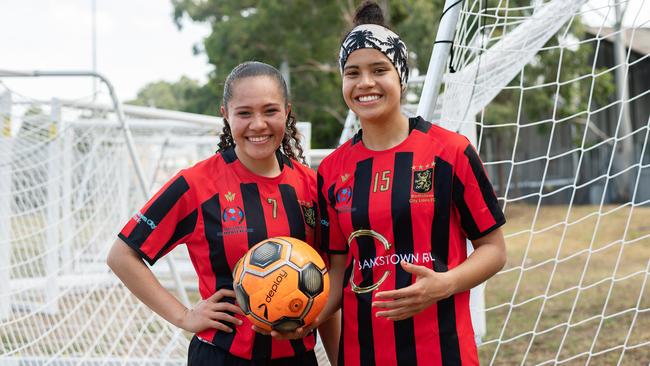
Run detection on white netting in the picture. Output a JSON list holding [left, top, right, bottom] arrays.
[[441, 0, 650, 364], [0, 85, 221, 365], [0, 80, 320, 365]]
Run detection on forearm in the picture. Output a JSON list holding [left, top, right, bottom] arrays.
[[107, 239, 188, 329], [446, 228, 506, 295], [318, 254, 345, 323]]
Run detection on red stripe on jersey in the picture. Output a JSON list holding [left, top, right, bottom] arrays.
[[343, 282, 362, 366], [368, 153, 398, 366], [414, 302, 441, 365]]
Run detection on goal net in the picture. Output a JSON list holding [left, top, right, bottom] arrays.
[[439, 0, 650, 364], [0, 84, 221, 365]]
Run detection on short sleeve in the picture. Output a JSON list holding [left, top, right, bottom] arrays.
[[118, 172, 198, 265], [452, 140, 506, 240], [317, 171, 348, 254]]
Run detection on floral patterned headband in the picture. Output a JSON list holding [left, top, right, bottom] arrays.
[[339, 24, 409, 89]]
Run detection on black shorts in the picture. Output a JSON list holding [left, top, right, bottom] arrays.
[[188, 336, 319, 366]]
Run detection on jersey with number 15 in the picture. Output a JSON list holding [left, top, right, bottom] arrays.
[[318, 116, 506, 366]]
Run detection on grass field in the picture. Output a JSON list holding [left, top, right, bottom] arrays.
[[481, 204, 650, 365]]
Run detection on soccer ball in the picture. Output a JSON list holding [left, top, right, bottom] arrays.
[[232, 237, 329, 332]]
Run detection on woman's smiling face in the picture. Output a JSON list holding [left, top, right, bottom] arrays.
[[342, 48, 402, 125], [221, 75, 289, 169]]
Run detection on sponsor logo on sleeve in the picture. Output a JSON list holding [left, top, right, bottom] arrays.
[[133, 212, 156, 230]]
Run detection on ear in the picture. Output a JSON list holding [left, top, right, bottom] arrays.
[[220, 105, 227, 118], [286, 103, 292, 118]]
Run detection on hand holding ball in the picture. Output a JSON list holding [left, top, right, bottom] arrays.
[[232, 237, 329, 332]]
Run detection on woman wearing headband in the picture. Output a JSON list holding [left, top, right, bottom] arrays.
[[316, 2, 507, 365]]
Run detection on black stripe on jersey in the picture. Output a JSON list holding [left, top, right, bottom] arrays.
[[127, 175, 190, 251], [317, 174, 330, 253], [327, 183, 337, 209], [201, 193, 237, 349], [392, 152, 418, 366], [279, 184, 311, 357], [452, 176, 481, 239], [221, 147, 237, 163], [242, 183, 268, 246], [275, 150, 294, 170], [438, 296, 461, 366], [432, 157, 452, 273], [409, 116, 432, 134], [289, 339, 306, 356], [202, 193, 232, 290], [352, 130, 363, 145], [351, 157, 375, 366], [432, 157, 462, 365], [241, 183, 272, 359], [279, 184, 306, 241], [150, 209, 198, 264], [464, 145, 506, 228]]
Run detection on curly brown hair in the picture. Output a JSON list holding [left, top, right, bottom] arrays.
[[218, 61, 306, 164]]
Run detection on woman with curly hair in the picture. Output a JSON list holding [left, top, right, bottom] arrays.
[[108, 61, 338, 366]]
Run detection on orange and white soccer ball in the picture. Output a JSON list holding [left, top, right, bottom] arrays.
[[232, 237, 329, 332]]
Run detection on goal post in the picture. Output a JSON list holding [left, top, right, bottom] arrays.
[[0, 90, 12, 320]]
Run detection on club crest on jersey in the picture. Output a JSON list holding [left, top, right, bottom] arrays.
[[413, 168, 433, 193], [301, 205, 316, 228], [336, 186, 353, 205], [222, 207, 245, 224]]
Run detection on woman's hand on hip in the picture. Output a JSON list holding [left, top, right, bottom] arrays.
[[180, 289, 244, 333]]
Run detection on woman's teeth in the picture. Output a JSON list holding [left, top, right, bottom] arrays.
[[357, 95, 380, 102], [248, 136, 270, 143]]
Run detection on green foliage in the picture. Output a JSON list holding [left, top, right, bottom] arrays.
[[170, 0, 442, 148], [127, 76, 217, 115], [162, 0, 614, 150]]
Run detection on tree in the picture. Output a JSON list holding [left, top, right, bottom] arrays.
[[128, 76, 217, 115], [169, 0, 613, 158], [171, 0, 441, 148]]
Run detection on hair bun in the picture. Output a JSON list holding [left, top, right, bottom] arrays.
[[353, 1, 386, 27]]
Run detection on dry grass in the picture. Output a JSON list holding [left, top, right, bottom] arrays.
[[480, 204, 650, 365]]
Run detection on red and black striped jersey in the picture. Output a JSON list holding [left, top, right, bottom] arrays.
[[118, 147, 319, 360], [317, 116, 505, 366]]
